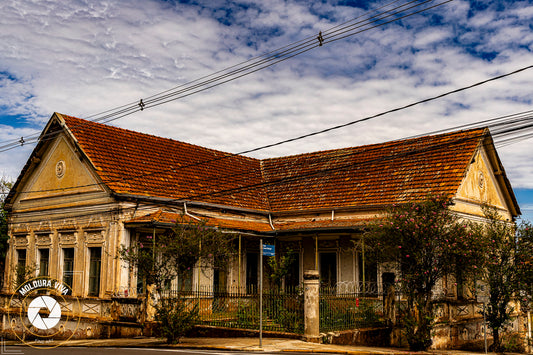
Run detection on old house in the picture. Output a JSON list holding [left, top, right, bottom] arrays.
[[2, 112, 520, 344]]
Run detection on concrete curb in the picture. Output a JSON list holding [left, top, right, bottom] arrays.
[[1, 338, 515, 355]]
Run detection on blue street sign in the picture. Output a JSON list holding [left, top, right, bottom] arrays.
[[263, 244, 275, 256]]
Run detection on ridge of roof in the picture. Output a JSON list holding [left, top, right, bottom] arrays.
[[57, 113, 270, 211], [262, 127, 488, 162], [57, 113, 259, 164]]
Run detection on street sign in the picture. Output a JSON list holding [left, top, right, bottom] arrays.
[[263, 244, 275, 256], [477, 282, 490, 304]]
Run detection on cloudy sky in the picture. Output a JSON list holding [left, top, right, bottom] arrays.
[[1, 0, 533, 219]]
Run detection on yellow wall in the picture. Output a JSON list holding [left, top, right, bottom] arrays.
[[6, 133, 122, 297], [452, 146, 513, 221]]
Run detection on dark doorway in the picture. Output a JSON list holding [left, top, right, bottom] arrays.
[[285, 253, 300, 290], [246, 253, 258, 293], [320, 252, 337, 288], [382, 272, 395, 294]]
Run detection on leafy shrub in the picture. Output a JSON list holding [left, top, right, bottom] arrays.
[[236, 302, 258, 329], [354, 300, 384, 328], [501, 332, 525, 353], [156, 297, 199, 344]]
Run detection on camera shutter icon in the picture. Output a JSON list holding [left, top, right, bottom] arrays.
[[27, 296, 62, 330]]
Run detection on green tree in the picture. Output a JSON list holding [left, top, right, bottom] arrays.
[[120, 214, 236, 343], [515, 221, 533, 345], [267, 249, 295, 289], [517, 221, 533, 302], [0, 177, 13, 289], [365, 195, 485, 351], [472, 208, 518, 352]]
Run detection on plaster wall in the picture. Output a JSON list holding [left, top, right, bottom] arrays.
[[5, 133, 128, 298], [453, 147, 513, 220]]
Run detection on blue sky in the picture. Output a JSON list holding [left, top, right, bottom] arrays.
[[0, 0, 532, 220]]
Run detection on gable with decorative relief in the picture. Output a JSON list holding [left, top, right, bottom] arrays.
[[453, 146, 510, 219], [84, 230, 105, 245], [58, 232, 78, 247], [13, 235, 28, 247], [12, 134, 107, 211]]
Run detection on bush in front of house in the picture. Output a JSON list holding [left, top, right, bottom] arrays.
[[156, 297, 199, 344]]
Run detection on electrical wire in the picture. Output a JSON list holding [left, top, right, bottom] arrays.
[[8, 109, 532, 226], [7, 123, 526, 225], [98, 0, 452, 122], [6, 63, 533, 198], [0, 0, 450, 152]]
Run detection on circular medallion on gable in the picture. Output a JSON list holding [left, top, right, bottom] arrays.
[[56, 160, 66, 178], [478, 171, 485, 189]]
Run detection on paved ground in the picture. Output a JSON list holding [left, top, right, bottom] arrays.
[[2, 337, 522, 355]]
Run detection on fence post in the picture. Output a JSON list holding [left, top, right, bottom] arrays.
[[303, 269, 320, 343], [144, 284, 157, 322]]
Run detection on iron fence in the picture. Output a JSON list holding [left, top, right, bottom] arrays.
[[154, 282, 392, 334], [319, 284, 388, 332], [162, 286, 304, 334]]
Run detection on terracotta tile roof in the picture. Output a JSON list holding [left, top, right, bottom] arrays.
[[58, 113, 487, 214], [60, 114, 269, 211], [125, 210, 273, 233], [261, 128, 486, 212]]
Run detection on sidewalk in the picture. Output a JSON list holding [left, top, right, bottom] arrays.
[[3, 336, 512, 355]]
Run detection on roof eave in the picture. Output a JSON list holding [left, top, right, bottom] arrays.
[[112, 192, 271, 215], [481, 132, 521, 217], [5, 113, 67, 209]]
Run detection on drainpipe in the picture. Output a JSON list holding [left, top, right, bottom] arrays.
[[362, 236, 365, 294], [268, 214, 275, 231], [152, 227, 156, 272], [198, 239, 201, 294], [184, 202, 201, 221]]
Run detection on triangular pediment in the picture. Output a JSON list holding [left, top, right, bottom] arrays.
[[453, 145, 513, 219], [11, 132, 107, 211]]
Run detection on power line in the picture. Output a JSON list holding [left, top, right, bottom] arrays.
[[5, 116, 529, 222], [7, 63, 533, 197], [8, 105, 533, 222], [7, 123, 525, 225], [93, 0, 453, 124], [114, 123, 531, 205], [6, 132, 484, 224], [0, 0, 450, 152], [0, 0, 412, 149]]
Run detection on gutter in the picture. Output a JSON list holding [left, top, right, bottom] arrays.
[[111, 193, 270, 215], [111, 193, 426, 219]]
